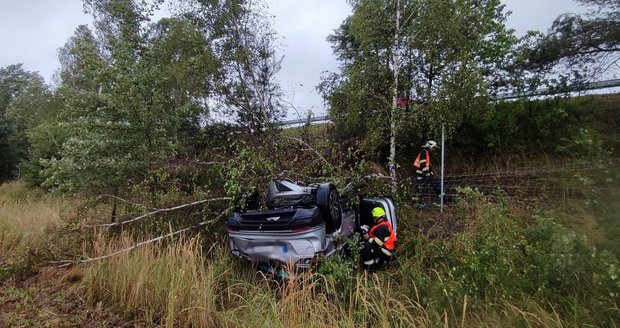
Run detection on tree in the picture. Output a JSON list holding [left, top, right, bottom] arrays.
[[23, 0, 284, 206], [321, 0, 515, 185], [0, 64, 51, 182], [526, 0, 620, 79], [35, 0, 216, 202], [176, 0, 284, 133], [57, 25, 105, 92]]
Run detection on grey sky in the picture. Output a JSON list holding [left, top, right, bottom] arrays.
[[0, 0, 586, 119]]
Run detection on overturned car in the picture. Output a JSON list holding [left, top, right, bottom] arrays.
[[226, 180, 397, 270]]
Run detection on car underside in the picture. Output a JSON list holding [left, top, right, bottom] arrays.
[[226, 180, 397, 270]]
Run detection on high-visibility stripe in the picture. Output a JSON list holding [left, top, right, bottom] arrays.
[[413, 152, 422, 168], [381, 248, 393, 257], [422, 167, 429, 172], [369, 220, 397, 251], [373, 238, 384, 246], [416, 169, 423, 174], [414, 150, 431, 174], [364, 259, 375, 265]]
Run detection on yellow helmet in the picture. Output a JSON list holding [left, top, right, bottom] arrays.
[[371, 207, 386, 218]]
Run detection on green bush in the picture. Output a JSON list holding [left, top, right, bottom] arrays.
[[393, 189, 620, 325], [423, 94, 620, 158], [524, 216, 620, 322]]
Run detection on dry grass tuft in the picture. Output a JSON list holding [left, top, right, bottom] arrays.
[[0, 181, 68, 256], [83, 234, 230, 327]]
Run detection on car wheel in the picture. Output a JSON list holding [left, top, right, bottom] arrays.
[[317, 183, 342, 234]]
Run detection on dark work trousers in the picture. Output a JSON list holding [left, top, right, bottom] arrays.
[[360, 240, 392, 271]]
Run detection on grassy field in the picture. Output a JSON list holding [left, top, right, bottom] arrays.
[[0, 181, 63, 249], [2, 180, 619, 327], [1, 95, 620, 326], [0, 182, 71, 279]]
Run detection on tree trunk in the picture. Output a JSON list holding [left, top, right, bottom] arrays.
[[110, 187, 119, 223], [388, 0, 402, 192]]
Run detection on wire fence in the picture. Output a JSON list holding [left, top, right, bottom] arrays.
[[411, 161, 618, 205]]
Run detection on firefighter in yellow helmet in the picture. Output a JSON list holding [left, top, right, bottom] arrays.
[[360, 207, 397, 270]]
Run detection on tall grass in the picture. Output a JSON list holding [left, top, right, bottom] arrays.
[[0, 181, 67, 256], [84, 234, 229, 327], [4, 180, 619, 326], [80, 185, 620, 327], [82, 233, 435, 327], [83, 232, 600, 327]]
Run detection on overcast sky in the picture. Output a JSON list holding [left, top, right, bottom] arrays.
[[0, 0, 586, 119]]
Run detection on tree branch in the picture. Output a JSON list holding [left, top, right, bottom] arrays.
[[51, 211, 226, 268], [84, 197, 231, 229]]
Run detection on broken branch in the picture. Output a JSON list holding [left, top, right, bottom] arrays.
[[84, 197, 231, 229]]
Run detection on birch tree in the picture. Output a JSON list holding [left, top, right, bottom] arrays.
[[177, 0, 284, 132], [321, 0, 515, 187]]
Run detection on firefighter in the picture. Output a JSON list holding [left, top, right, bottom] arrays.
[[413, 140, 441, 196], [360, 207, 397, 270]]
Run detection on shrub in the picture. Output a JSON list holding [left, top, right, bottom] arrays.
[[391, 188, 620, 325]]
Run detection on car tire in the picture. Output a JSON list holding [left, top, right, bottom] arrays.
[[317, 183, 342, 234]]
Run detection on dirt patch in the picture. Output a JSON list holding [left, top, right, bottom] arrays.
[[0, 267, 143, 328]]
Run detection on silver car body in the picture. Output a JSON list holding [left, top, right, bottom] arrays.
[[228, 197, 397, 269]]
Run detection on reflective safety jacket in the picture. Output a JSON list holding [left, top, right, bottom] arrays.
[[413, 149, 432, 177], [369, 220, 397, 251]]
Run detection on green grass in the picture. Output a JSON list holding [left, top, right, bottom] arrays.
[[81, 232, 435, 327], [2, 175, 618, 327], [77, 190, 620, 327]]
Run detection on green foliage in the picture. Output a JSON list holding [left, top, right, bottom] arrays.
[[17, 0, 285, 204], [526, 0, 620, 79], [393, 188, 620, 325], [317, 254, 355, 299], [555, 127, 603, 155], [0, 64, 51, 182], [525, 217, 620, 309], [27, 2, 221, 197], [21, 122, 71, 187], [322, 0, 516, 150], [449, 94, 620, 157], [223, 140, 276, 203], [175, 0, 285, 131]]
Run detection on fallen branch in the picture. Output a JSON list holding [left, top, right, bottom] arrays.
[[365, 173, 394, 180], [83, 197, 231, 229], [52, 210, 227, 268]]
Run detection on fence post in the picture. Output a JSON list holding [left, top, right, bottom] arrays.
[[441, 124, 445, 213]]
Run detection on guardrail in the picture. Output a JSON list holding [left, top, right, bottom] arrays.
[[494, 78, 620, 100], [279, 115, 330, 126], [280, 79, 620, 127]]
